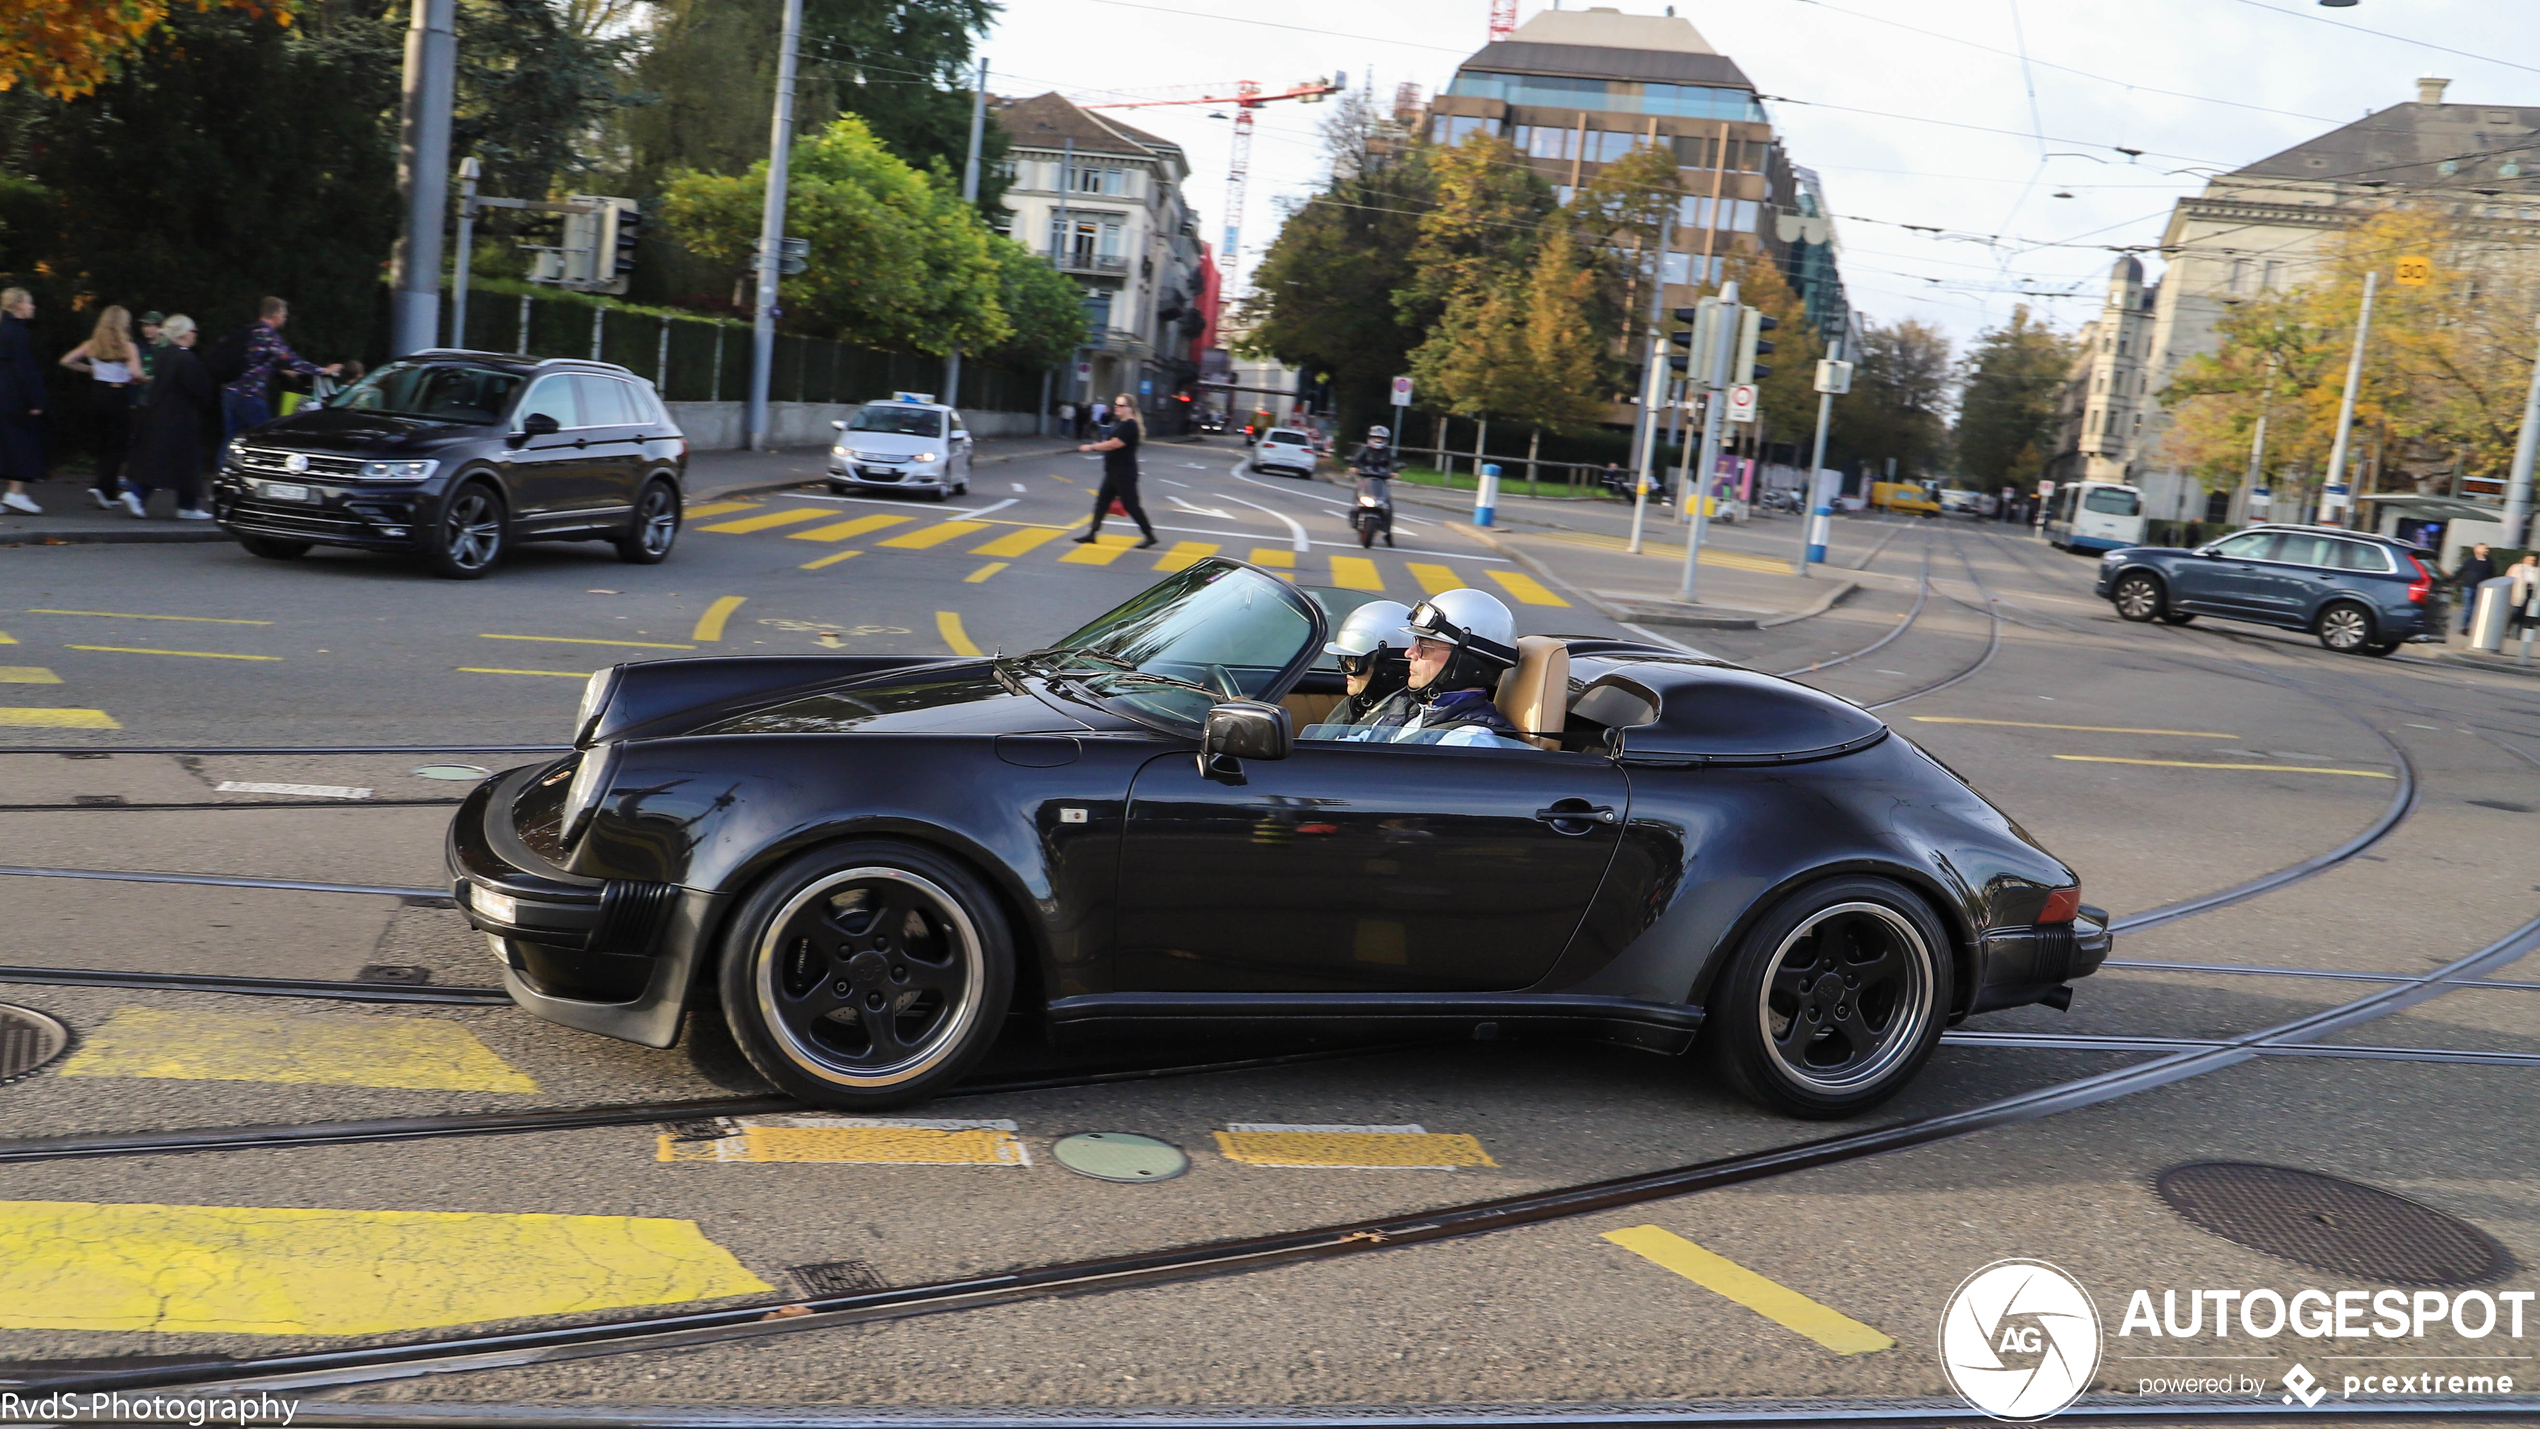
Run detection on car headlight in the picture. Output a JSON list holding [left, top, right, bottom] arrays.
[[2102, 550, 2126, 561], [831, 444, 848, 457], [359, 459, 437, 481], [558, 744, 620, 849], [223, 437, 247, 462], [574, 666, 622, 748], [913, 451, 939, 462]]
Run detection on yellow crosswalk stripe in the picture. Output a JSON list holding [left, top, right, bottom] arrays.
[[0, 708, 118, 728], [937, 611, 982, 656], [1059, 533, 1140, 566], [969, 526, 1067, 557], [60, 1006, 536, 1092], [788, 513, 912, 543], [800, 550, 861, 570], [658, 1116, 1030, 1165], [0, 631, 17, 644], [1602, 1225, 1894, 1355], [682, 500, 761, 519], [965, 562, 1008, 583], [1330, 556, 1384, 591], [1153, 540, 1219, 572], [699, 507, 831, 534], [0, 667, 61, 684], [1407, 562, 1463, 595], [1213, 1124, 1495, 1169], [880, 520, 991, 549], [1487, 570, 1570, 607], [1248, 548, 1296, 568]]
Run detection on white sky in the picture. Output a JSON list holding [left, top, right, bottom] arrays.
[[981, 0, 2540, 354]]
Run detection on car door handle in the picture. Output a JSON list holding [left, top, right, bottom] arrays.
[[1535, 803, 1617, 827]]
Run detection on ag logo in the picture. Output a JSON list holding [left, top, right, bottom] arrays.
[[283, 452, 309, 474], [1939, 1259, 2102, 1421]]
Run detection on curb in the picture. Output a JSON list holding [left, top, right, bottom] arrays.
[[1448, 522, 1635, 623], [1450, 521, 1857, 630], [2438, 648, 2540, 680], [1, 525, 232, 546]]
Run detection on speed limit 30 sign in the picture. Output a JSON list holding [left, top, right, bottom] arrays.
[[1725, 383, 1758, 423]]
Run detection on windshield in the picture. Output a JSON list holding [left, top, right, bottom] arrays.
[[1029, 562, 1319, 725], [328, 361, 523, 424], [1265, 430, 1308, 445], [848, 406, 944, 438], [2083, 487, 2141, 516]]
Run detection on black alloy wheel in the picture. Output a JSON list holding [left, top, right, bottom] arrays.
[[1708, 876, 1952, 1118], [236, 534, 309, 561], [428, 484, 506, 580], [2112, 571, 2165, 622], [2316, 601, 2376, 654], [718, 840, 1013, 1109], [615, 480, 680, 565]]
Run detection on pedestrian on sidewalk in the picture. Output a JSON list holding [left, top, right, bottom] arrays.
[[2450, 542, 2496, 634], [125, 315, 217, 520], [1073, 391, 1155, 549], [214, 296, 339, 443], [59, 305, 142, 509], [0, 287, 47, 514]]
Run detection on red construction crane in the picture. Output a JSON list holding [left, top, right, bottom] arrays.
[[1488, 0, 1517, 41], [1080, 78, 1339, 287]]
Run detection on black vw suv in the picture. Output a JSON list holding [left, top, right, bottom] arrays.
[[212, 352, 688, 579]]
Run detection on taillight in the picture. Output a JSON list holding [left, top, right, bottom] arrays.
[[2040, 887, 2081, 924], [2406, 554, 2432, 603]]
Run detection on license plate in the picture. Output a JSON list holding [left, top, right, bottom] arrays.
[[261, 482, 312, 502]]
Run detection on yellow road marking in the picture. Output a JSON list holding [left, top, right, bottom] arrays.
[[0, 630, 15, 643], [479, 633, 695, 651], [699, 508, 831, 534], [682, 500, 761, 519], [880, 520, 991, 550], [67, 645, 279, 661], [1407, 562, 1463, 596], [460, 667, 593, 678], [965, 562, 1009, 583], [1058, 533, 1139, 566], [0, 707, 118, 728], [2051, 754, 2395, 779], [969, 526, 1067, 557], [0, 667, 60, 684], [1601, 1225, 1895, 1355], [938, 611, 982, 656], [800, 550, 862, 570], [1487, 570, 1570, 607], [1249, 548, 1296, 568], [692, 596, 746, 642], [28, 609, 271, 624], [1153, 540, 1220, 572], [0, 1200, 768, 1335], [1706, 549, 1797, 574], [1213, 1123, 1495, 1169], [1330, 556, 1385, 591], [59, 1006, 537, 1092], [1915, 717, 2236, 738], [659, 1116, 1029, 1165], [789, 513, 914, 543]]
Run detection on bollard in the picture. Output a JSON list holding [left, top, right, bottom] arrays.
[[1805, 468, 1833, 570], [2471, 576, 2515, 653], [1475, 463, 1500, 528]]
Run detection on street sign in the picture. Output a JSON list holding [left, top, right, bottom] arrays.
[[1075, 362, 1092, 382], [1725, 383, 1758, 423], [2395, 255, 2433, 287], [1140, 378, 1153, 395], [1390, 374, 1414, 404], [1814, 359, 1855, 395]]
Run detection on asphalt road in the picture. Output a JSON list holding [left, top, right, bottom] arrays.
[[3, 449, 2538, 1422]]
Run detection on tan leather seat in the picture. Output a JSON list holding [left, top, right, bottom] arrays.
[[1495, 636, 1570, 750]]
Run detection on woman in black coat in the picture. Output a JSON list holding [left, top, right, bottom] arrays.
[[124, 314, 216, 519], [0, 286, 44, 514]]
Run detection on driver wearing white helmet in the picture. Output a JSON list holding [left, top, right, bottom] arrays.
[[1323, 599, 1418, 728], [1390, 588, 1526, 746]]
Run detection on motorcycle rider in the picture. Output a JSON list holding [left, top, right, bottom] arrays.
[[1389, 589, 1527, 745], [1322, 600, 1418, 729], [1347, 424, 1399, 548]]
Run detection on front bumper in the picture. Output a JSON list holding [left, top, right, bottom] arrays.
[[445, 765, 719, 1049], [213, 468, 439, 550], [828, 459, 952, 492]]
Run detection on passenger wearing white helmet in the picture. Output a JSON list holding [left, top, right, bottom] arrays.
[[1321, 599, 1418, 727], [1392, 588, 1525, 745]]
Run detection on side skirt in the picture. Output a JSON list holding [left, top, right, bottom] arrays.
[[1043, 992, 1703, 1056]]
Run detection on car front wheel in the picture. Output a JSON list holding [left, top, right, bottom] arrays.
[[615, 480, 680, 564], [2111, 571, 2164, 622], [428, 484, 506, 580], [1706, 876, 1953, 1119], [2317, 601, 2376, 654], [718, 840, 1014, 1110]]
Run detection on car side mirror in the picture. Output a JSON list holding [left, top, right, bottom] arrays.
[[1198, 699, 1291, 783], [2195, 547, 2219, 558], [831, 419, 847, 431], [520, 412, 560, 438]]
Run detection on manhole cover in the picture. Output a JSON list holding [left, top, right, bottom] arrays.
[[1052, 1131, 1189, 1183], [411, 764, 492, 781], [2156, 1162, 2514, 1287], [0, 1005, 72, 1084]]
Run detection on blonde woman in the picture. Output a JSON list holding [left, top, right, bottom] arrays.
[[1073, 392, 1155, 548], [61, 305, 139, 508], [0, 287, 42, 514], [124, 315, 216, 519]]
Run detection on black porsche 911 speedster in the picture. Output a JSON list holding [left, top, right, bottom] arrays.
[[449, 558, 2108, 1118]]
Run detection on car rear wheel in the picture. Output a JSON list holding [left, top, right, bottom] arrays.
[[236, 534, 310, 561], [718, 840, 1014, 1110], [1706, 876, 1953, 1119], [615, 480, 679, 565], [2362, 638, 2401, 657], [2112, 571, 2165, 622], [427, 484, 506, 580], [2317, 601, 2376, 654]]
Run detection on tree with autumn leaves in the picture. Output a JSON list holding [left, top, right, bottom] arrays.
[[1, 0, 297, 100]]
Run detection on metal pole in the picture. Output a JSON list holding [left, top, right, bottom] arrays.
[[945, 56, 989, 407], [2242, 412, 2268, 521], [747, 0, 805, 452], [2501, 315, 2540, 547], [2319, 269, 2377, 526], [449, 156, 479, 350], [1680, 279, 1740, 600], [1628, 329, 1664, 554], [388, 0, 457, 357], [1627, 198, 1674, 487]]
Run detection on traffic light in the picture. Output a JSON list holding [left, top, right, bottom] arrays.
[[605, 202, 640, 279], [1671, 300, 1724, 381], [1737, 309, 1778, 384]]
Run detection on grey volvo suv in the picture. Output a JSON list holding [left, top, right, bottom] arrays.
[[2093, 524, 2442, 655]]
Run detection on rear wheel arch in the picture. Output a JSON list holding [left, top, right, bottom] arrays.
[[1688, 859, 1978, 1021]]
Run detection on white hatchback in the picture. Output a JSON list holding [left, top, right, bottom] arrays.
[[1251, 428, 1318, 480], [828, 395, 972, 500]]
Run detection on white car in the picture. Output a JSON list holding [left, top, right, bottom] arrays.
[[828, 394, 972, 500], [1251, 428, 1319, 480]]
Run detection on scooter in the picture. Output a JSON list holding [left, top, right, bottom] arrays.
[[1350, 470, 1395, 548]]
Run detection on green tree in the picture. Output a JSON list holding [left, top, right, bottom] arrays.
[[661, 111, 1007, 354], [985, 234, 1083, 371], [1237, 147, 1434, 436], [1517, 225, 1608, 432], [453, 0, 634, 202], [1718, 249, 1825, 454], [1953, 305, 2075, 486], [1399, 131, 1551, 324], [1832, 318, 1954, 479], [1572, 141, 1679, 355]]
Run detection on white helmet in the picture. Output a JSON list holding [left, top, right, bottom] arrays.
[[1367, 424, 1390, 440], [1324, 599, 1416, 659], [1403, 588, 1518, 670]]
